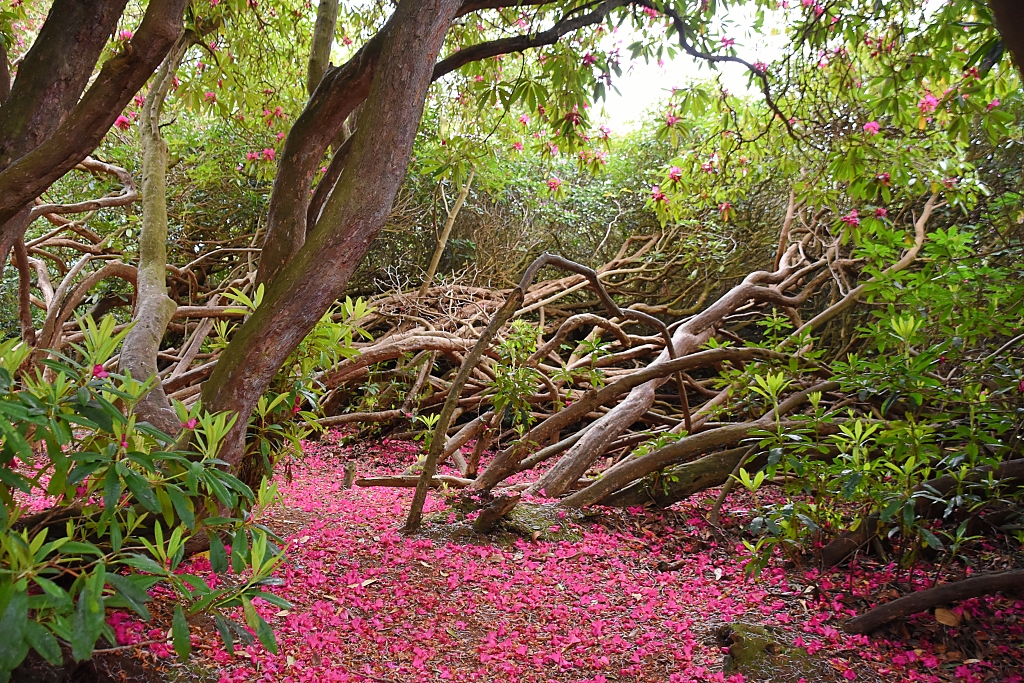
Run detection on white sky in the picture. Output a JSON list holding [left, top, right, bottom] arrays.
[[597, 6, 791, 129]]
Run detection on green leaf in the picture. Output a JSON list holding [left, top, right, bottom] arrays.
[[60, 541, 104, 557], [172, 604, 191, 660], [231, 530, 249, 573], [71, 565, 106, 662], [165, 485, 195, 530], [32, 577, 71, 611], [119, 466, 162, 514], [214, 615, 235, 656], [208, 533, 228, 574], [0, 587, 29, 672], [23, 621, 62, 666], [919, 527, 945, 550], [123, 553, 166, 575], [241, 596, 277, 654], [254, 591, 292, 609], [104, 466, 121, 513], [105, 574, 152, 621]]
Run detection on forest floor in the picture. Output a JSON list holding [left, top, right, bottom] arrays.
[[79, 431, 1024, 683]]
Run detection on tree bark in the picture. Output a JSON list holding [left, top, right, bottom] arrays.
[[604, 444, 752, 508], [405, 287, 524, 529], [119, 40, 189, 435], [562, 382, 841, 507], [471, 346, 786, 491], [2, 205, 32, 301], [254, 35, 383, 286], [203, 0, 465, 483]]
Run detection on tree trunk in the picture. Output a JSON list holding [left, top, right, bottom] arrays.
[[12, 235, 35, 344], [256, 0, 626, 287], [119, 40, 188, 435], [0, 206, 32, 303], [306, 0, 340, 96], [990, 0, 1024, 79], [203, 0, 464, 483]]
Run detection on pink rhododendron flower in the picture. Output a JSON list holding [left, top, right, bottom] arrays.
[[701, 161, 714, 173], [987, 98, 1000, 110], [918, 93, 939, 114], [181, 418, 198, 430], [582, 52, 597, 66], [204, 91, 216, 103], [118, 30, 133, 41], [720, 37, 735, 48], [113, 115, 132, 131], [511, 141, 523, 151], [840, 210, 860, 226], [133, 94, 145, 107], [651, 185, 667, 203], [668, 166, 683, 181], [261, 147, 275, 161], [665, 113, 679, 126], [863, 121, 880, 135], [752, 61, 768, 72], [718, 201, 732, 218], [246, 151, 259, 161], [547, 176, 562, 192], [518, 113, 530, 125], [874, 207, 888, 218], [876, 172, 890, 185], [92, 364, 109, 379]]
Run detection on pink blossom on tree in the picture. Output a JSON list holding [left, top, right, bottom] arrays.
[[918, 93, 939, 114]]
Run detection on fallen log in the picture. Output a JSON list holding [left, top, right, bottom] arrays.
[[563, 382, 841, 508], [844, 570, 1024, 634], [356, 475, 473, 488]]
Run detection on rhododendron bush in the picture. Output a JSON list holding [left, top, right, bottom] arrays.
[[0, 321, 287, 679]]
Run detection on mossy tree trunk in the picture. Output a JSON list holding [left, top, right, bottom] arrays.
[[118, 39, 190, 435]]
